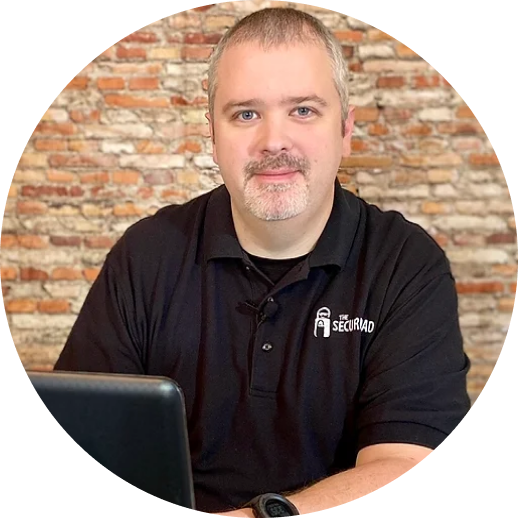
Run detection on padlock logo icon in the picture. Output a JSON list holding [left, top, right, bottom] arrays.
[[314, 307, 331, 338]]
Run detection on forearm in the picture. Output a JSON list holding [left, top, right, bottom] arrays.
[[288, 456, 418, 514], [216, 455, 421, 516]]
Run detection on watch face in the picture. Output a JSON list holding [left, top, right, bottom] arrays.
[[265, 499, 293, 517]]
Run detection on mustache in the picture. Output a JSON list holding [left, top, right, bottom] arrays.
[[244, 154, 310, 179]]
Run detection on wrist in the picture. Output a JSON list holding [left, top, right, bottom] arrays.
[[247, 493, 299, 517]]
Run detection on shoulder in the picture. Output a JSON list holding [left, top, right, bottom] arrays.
[[105, 187, 220, 270], [351, 190, 450, 275]]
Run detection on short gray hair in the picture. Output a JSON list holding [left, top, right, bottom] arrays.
[[207, 7, 349, 129]]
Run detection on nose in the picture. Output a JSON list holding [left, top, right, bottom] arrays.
[[255, 115, 293, 155]]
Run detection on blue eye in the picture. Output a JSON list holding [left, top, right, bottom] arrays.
[[238, 110, 254, 120], [297, 106, 311, 116]]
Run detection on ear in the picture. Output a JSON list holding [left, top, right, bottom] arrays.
[[341, 105, 355, 158], [205, 111, 218, 165]]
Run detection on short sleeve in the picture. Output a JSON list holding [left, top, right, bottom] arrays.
[[54, 244, 145, 374], [356, 249, 471, 451]]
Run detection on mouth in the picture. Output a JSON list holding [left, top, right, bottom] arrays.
[[254, 168, 300, 180]]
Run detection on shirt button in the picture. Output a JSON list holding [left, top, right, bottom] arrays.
[[262, 342, 273, 352]]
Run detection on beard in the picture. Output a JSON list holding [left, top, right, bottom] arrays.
[[243, 154, 311, 221]]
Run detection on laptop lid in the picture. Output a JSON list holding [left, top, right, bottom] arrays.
[[27, 370, 195, 509]]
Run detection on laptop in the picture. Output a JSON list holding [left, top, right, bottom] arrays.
[[27, 370, 196, 509]]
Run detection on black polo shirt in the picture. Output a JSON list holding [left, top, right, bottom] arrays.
[[55, 182, 470, 512]]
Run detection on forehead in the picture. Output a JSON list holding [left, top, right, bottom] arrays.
[[214, 41, 337, 108]]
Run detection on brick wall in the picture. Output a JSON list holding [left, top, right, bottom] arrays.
[[1, 1, 515, 402]]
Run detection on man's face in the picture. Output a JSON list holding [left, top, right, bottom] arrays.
[[208, 40, 354, 223]]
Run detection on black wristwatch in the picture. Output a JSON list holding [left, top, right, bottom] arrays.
[[247, 493, 300, 517]]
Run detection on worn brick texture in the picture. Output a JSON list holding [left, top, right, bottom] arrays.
[[1, 2, 515, 402]]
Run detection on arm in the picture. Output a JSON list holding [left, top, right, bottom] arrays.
[[54, 240, 145, 374], [215, 444, 441, 518], [218, 235, 469, 516]]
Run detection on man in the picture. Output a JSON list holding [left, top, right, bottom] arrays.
[[55, 7, 470, 516]]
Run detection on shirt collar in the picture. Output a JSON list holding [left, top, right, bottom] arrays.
[[203, 179, 360, 270]]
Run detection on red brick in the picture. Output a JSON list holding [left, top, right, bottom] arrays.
[[453, 233, 487, 247], [122, 32, 158, 44], [17, 235, 48, 249], [487, 233, 516, 244], [437, 122, 483, 135], [65, 76, 89, 89], [17, 200, 48, 215], [192, 4, 215, 11], [492, 265, 518, 277], [1, 234, 18, 248], [5, 299, 37, 313], [413, 75, 441, 88], [83, 268, 101, 282], [84, 236, 115, 249], [135, 140, 165, 154], [1, 267, 17, 280], [175, 140, 202, 153], [354, 107, 379, 122], [137, 186, 154, 199], [50, 236, 81, 247], [183, 32, 221, 44], [47, 169, 76, 183], [367, 29, 394, 41], [368, 124, 389, 136], [128, 77, 159, 90], [34, 139, 67, 151], [456, 106, 476, 119], [167, 35, 183, 44], [116, 46, 146, 59], [161, 188, 190, 201], [401, 124, 432, 137], [396, 43, 418, 58], [49, 154, 117, 168], [104, 94, 169, 108], [468, 153, 500, 167], [383, 108, 413, 121], [377, 76, 405, 88], [421, 201, 447, 214], [341, 156, 393, 168], [431, 232, 449, 248], [79, 171, 110, 184], [20, 268, 49, 281], [68, 140, 100, 152], [69, 110, 100, 123], [351, 139, 369, 153], [342, 46, 354, 59], [97, 77, 125, 90], [34, 122, 77, 136], [112, 171, 141, 184], [113, 203, 144, 216], [181, 46, 213, 61], [456, 282, 505, 294], [69, 186, 84, 197], [349, 62, 363, 73], [21, 185, 68, 197], [511, 283, 516, 294], [498, 298, 515, 312], [51, 268, 82, 280], [38, 299, 70, 313], [170, 96, 190, 106], [333, 30, 364, 42]]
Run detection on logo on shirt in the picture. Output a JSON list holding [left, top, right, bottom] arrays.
[[313, 307, 375, 338]]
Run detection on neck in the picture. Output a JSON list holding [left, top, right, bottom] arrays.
[[231, 195, 334, 259]]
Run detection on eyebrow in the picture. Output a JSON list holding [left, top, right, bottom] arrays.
[[221, 95, 329, 114]]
